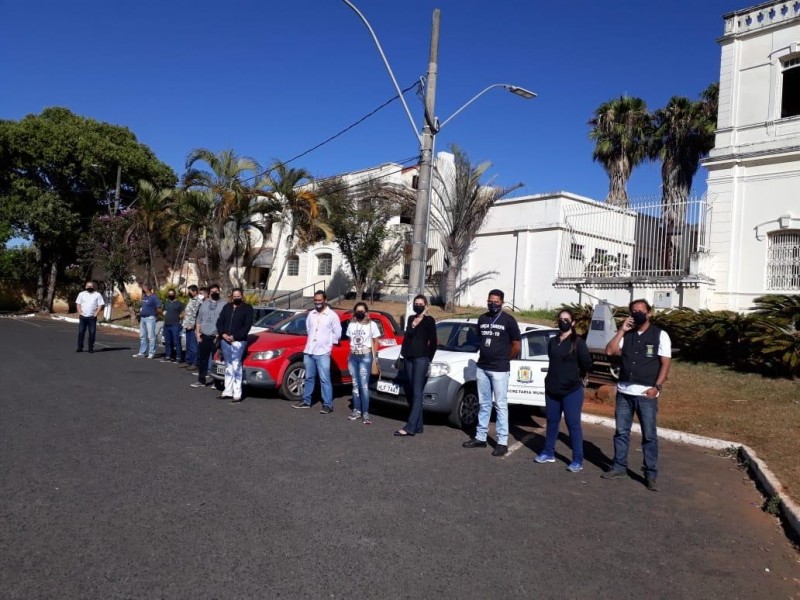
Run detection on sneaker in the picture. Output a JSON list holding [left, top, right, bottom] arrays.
[[348, 410, 362, 421], [567, 461, 584, 473], [132, 353, 145, 358], [601, 468, 627, 480], [146, 354, 155, 359], [88, 349, 94, 353], [492, 444, 508, 457], [292, 401, 311, 409], [534, 452, 556, 463], [462, 438, 488, 449], [320, 406, 333, 415], [190, 381, 207, 388], [362, 415, 372, 425], [645, 478, 658, 491], [190, 371, 200, 376], [159, 358, 172, 363]]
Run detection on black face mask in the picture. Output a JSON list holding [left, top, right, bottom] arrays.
[[210, 292, 220, 301], [412, 305, 425, 315], [232, 298, 243, 305], [354, 311, 366, 320], [487, 303, 502, 315], [558, 319, 572, 332], [168, 295, 175, 300], [86, 287, 94, 293], [632, 311, 648, 327]]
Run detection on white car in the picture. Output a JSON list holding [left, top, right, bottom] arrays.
[[369, 318, 558, 429]]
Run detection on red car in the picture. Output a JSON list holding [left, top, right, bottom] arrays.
[[210, 308, 403, 401]]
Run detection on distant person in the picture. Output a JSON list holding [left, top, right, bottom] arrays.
[[602, 299, 672, 491], [535, 309, 592, 472], [75, 280, 105, 353], [181, 285, 204, 369], [462, 289, 521, 456], [393, 295, 437, 437], [191, 284, 224, 388], [133, 285, 161, 359], [346, 301, 382, 425], [160, 288, 185, 363], [292, 291, 342, 413], [215, 288, 253, 403]]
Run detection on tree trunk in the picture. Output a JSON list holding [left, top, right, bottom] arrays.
[[444, 264, 458, 312], [35, 248, 46, 312], [261, 213, 287, 303], [607, 167, 629, 208], [43, 260, 58, 314], [147, 231, 159, 289], [118, 281, 139, 324], [268, 246, 291, 304]]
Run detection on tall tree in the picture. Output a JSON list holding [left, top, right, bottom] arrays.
[[588, 96, 651, 207], [129, 180, 174, 289], [317, 176, 412, 300], [0, 107, 175, 312], [429, 147, 522, 311], [169, 189, 215, 285]]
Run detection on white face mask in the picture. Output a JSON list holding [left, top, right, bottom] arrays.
[[198, 294, 205, 300]]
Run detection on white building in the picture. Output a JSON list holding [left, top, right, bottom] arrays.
[[703, 0, 800, 310]]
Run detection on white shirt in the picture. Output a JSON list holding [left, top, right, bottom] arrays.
[[616, 329, 671, 396], [76, 290, 105, 318], [303, 307, 342, 355], [346, 319, 381, 355]]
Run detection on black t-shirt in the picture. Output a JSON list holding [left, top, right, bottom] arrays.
[[476, 311, 521, 372], [163, 300, 185, 326]]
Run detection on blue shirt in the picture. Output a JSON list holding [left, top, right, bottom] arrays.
[[140, 294, 162, 318]]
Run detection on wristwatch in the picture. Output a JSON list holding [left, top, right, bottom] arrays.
[[655, 384, 663, 391]]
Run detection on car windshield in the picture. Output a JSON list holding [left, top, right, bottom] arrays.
[[254, 310, 293, 329], [436, 322, 481, 352], [271, 313, 309, 335]]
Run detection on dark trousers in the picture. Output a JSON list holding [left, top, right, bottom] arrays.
[[164, 324, 183, 361], [543, 387, 585, 463], [77, 316, 97, 350], [197, 334, 217, 383], [403, 357, 430, 434]]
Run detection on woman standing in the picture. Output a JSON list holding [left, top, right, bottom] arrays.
[[346, 302, 382, 425], [394, 295, 438, 437], [535, 309, 592, 471]]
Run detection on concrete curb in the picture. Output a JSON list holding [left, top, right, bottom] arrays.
[[582, 412, 800, 542], [49, 314, 138, 333]]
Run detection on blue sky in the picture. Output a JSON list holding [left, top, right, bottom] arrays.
[[1, 0, 740, 203]]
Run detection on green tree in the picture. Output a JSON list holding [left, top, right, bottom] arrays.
[[588, 96, 651, 207], [168, 189, 215, 286], [129, 180, 175, 289], [430, 147, 522, 311], [0, 107, 175, 312]]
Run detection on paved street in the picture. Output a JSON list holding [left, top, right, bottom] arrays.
[[1, 316, 798, 599]]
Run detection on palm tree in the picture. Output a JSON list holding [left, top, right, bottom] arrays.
[[169, 188, 215, 285], [183, 148, 277, 293], [588, 96, 651, 207], [129, 180, 174, 288], [430, 146, 522, 311], [263, 161, 333, 302]]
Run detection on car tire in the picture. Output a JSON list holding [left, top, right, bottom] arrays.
[[449, 384, 479, 430], [280, 361, 306, 402]]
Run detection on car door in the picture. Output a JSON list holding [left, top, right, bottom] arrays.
[[507, 330, 557, 407], [331, 318, 352, 384]]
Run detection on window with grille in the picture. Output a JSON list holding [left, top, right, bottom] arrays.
[[569, 243, 584, 260], [781, 56, 800, 118], [287, 256, 299, 277], [317, 253, 332, 276], [767, 231, 800, 290]]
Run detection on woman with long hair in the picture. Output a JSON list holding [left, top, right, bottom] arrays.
[[346, 301, 382, 425]]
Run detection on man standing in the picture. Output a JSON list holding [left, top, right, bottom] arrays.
[[292, 290, 342, 413], [161, 288, 185, 363], [462, 289, 521, 457], [191, 283, 224, 388], [181, 285, 204, 369], [133, 285, 161, 359], [75, 280, 105, 353], [215, 288, 254, 402], [602, 299, 672, 491]]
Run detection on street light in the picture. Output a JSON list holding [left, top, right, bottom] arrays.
[[342, 1, 536, 317]]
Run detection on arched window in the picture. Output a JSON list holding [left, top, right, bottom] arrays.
[[287, 255, 299, 277], [317, 253, 332, 276], [781, 56, 800, 118], [767, 230, 800, 290]]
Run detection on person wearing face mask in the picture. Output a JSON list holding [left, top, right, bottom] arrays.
[[463, 289, 521, 456], [535, 309, 592, 472], [602, 299, 672, 491], [181, 285, 205, 369], [214, 287, 254, 403], [394, 294, 437, 437], [75, 280, 105, 353], [293, 291, 342, 413], [191, 284, 225, 388], [345, 302, 382, 424], [133, 284, 161, 359], [160, 288, 185, 363]]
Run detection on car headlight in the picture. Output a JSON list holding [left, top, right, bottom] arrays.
[[250, 349, 285, 361], [428, 362, 450, 377]]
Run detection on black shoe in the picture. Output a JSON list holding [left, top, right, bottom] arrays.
[[231, 398, 243, 403], [393, 430, 414, 437], [217, 395, 233, 400], [88, 349, 94, 353], [76, 348, 83, 353], [292, 401, 311, 409], [601, 468, 627, 480], [462, 438, 487, 449], [492, 444, 508, 457], [646, 478, 658, 491], [320, 406, 333, 414]]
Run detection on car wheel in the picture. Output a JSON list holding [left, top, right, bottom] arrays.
[[214, 380, 224, 391], [280, 361, 306, 402], [449, 385, 479, 430]]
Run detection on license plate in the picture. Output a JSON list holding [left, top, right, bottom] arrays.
[[377, 380, 401, 395], [215, 364, 225, 376]]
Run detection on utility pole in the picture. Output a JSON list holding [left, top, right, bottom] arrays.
[[106, 164, 122, 321], [407, 9, 440, 314]]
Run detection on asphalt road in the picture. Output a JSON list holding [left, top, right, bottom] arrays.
[[1, 316, 798, 599]]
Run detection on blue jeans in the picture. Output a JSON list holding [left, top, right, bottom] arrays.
[[543, 387, 585, 463], [613, 391, 659, 479], [303, 353, 332, 408], [77, 315, 97, 350], [164, 324, 183, 361], [403, 357, 430, 434], [475, 368, 510, 445], [184, 327, 197, 365], [349, 353, 372, 415], [220, 340, 246, 400], [139, 316, 157, 355]]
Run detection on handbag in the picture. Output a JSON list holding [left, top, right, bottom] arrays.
[[371, 345, 381, 376]]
